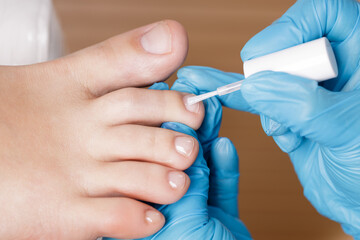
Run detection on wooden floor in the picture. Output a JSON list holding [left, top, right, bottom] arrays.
[[53, 1, 352, 239]]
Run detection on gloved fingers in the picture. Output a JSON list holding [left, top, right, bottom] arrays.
[[241, 0, 360, 91], [128, 123, 249, 239], [176, 66, 243, 94], [273, 131, 303, 153], [175, 66, 256, 113], [241, 71, 360, 148], [208, 207, 252, 240], [260, 114, 300, 153], [261, 114, 304, 153], [197, 96, 223, 154], [342, 66, 360, 92], [260, 114, 288, 136], [241, 0, 359, 60], [208, 137, 239, 218]]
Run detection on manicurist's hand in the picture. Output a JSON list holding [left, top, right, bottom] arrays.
[[175, 0, 360, 237], [105, 78, 251, 240]]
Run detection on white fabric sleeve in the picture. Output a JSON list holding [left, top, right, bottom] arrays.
[[0, 0, 64, 65]]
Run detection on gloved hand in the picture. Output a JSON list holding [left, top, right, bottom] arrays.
[[103, 81, 251, 240], [171, 77, 250, 239], [175, 0, 360, 238]]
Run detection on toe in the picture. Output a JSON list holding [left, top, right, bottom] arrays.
[[92, 88, 205, 129], [83, 161, 190, 204], [89, 125, 198, 170], [49, 20, 188, 96], [77, 197, 164, 239]]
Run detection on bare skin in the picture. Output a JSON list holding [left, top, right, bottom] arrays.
[[0, 20, 204, 240]]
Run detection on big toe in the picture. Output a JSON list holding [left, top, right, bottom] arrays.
[[51, 20, 188, 97]]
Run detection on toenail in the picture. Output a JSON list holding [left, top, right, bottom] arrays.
[[141, 21, 172, 54], [145, 209, 163, 224], [175, 136, 194, 157], [168, 171, 186, 189], [183, 94, 200, 113]]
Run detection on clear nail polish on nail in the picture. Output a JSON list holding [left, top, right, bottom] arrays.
[[175, 136, 194, 157]]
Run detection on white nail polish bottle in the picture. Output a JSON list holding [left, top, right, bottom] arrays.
[[243, 37, 338, 81]]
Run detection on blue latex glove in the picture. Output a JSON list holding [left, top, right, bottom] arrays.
[[104, 81, 251, 240], [240, 0, 360, 152], [175, 0, 360, 237]]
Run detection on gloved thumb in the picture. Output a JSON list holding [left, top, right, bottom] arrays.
[[176, 66, 256, 113], [241, 71, 360, 149], [208, 137, 239, 218]]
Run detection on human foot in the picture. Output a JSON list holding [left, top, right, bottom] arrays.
[[0, 20, 204, 240]]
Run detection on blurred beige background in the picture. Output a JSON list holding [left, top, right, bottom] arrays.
[[53, 1, 352, 239]]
